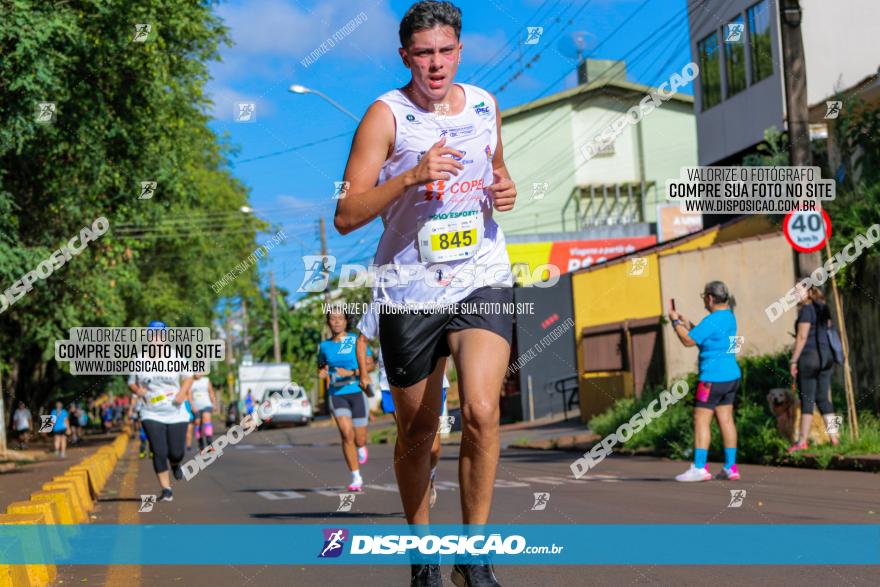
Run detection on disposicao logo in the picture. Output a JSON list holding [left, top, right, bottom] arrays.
[[319, 528, 348, 558]]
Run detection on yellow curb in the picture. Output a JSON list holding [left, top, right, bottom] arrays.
[[0, 513, 56, 587], [82, 456, 108, 488], [54, 473, 92, 513], [69, 465, 101, 498], [60, 469, 95, 504], [28, 493, 76, 525], [41, 482, 86, 523], [0, 510, 68, 559]]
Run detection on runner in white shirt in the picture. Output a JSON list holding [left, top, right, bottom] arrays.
[[13, 402, 32, 449], [190, 373, 217, 452], [335, 3, 515, 585], [127, 321, 194, 502]]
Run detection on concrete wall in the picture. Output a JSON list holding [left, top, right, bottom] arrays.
[[497, 102, 576, 235], [641, 100, 700, 221], [658, 232, 795, 382]]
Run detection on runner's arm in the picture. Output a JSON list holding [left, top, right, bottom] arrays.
[[207, 380, 217, 406], [176, 377, 193, 405], [356, 334, 371, 390], [128, 382, 146, 397], [486, 93, 516, 212], [335, 101, 464, 234]]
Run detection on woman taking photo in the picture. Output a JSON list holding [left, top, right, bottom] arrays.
[[127, 321, 195, 502], [788, 280, 840, 452], [669, 281, 742, 482]]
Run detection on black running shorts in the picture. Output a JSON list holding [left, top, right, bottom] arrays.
[[694, 379, 740, 409], [378, 286, 514, 388]]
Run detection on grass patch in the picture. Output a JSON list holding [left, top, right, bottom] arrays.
[[587, 352, 880, 467]]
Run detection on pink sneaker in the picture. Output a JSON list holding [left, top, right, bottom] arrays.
[[675, 465, 712, 482], [715, 465, 741, 480], [787, 441, 808, 454], [347, 481, 363, 492]]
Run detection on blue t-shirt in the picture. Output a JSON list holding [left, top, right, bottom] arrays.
[[687, 309, 742, 382], [319, 333, 372, 396], [51, 408, 69, 432]]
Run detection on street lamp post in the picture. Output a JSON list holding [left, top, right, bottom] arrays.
[[288, 84, 359, 122]]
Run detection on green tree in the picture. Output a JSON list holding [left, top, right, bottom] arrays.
[[0, 1, 259, 413]]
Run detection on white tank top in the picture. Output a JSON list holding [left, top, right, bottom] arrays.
[[373, 83, 512, 307], [191, 377, 211, 410]]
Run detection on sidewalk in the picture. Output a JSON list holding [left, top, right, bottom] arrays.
[[0, 431, 121, 513], [506, 416, 880, 472]]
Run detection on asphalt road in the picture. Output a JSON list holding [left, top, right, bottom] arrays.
[[60, 421, 879, 586]]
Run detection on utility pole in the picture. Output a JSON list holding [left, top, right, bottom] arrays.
[[269, 271, 281, 363], [224, 313, 235, 403], [241, 297, 250, 353], [779, 0, 811, 167], [0, 377, 7, 459], [318, 216, 330, 414]]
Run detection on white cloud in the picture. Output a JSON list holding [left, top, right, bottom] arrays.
[[205, 84, 276, 121], [214, 0, 399, 65]]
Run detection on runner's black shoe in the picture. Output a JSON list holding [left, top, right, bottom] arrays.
[[160, 488, 173, 502], [411, 563, 442, 587], [171, 464, 183, 481], [451, 563, 500, 587]]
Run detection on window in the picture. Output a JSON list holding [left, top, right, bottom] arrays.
[[698, 32, 721, 110], [725, 16, 747, 96], [748, 0, 773, 83]]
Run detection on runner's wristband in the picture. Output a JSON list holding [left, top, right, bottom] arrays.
[[672, 319, 682, 327]]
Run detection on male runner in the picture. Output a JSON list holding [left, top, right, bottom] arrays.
[[335, 2, 516, 585], [318, 306, 373, 491], [356, 304, 450, 508]]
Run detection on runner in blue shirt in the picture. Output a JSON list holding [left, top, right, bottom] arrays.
[[50, 400, 70, 459], [318, 305, 372, 491]]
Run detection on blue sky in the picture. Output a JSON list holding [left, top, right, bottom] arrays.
[[206, 0, 693, 300]]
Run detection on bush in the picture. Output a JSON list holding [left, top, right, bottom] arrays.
[[587, 351, 876, 466]]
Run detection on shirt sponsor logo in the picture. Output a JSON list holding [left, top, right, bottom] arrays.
[[439, 124, 475, 139], [421, 179, 486, 202], [473, 101, 492, 117], [405, 113, 420, 124], [417, 150, 473, 165], [429, 210, 479, 220], [485, 144, 492, 159]]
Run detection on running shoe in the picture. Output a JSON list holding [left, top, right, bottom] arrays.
[[429, 477, 437, 508], [674, 465, 712, 482], [715, 465, 741, 481], [139, 449, 146, 459], [160, 488, 173, 502], [787, 441, 808, 454], [411, 563, 442, 587], [171, 464, 183, 481], [451, 563, 501, 587], [347, 481, 363, 492], [357, 446, 368, 465]]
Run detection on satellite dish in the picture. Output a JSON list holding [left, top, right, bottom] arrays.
[[557, 31, 597, 63]]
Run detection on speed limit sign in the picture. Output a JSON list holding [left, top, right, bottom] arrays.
[[783, 208, 832, 253]]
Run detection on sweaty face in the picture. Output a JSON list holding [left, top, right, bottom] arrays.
[[401, 25, 461, 100]]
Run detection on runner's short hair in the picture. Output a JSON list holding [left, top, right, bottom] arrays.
[[399, 1, 462, 48]]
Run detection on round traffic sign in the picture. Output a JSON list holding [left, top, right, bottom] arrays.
[[783, 208, 832, 253]]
